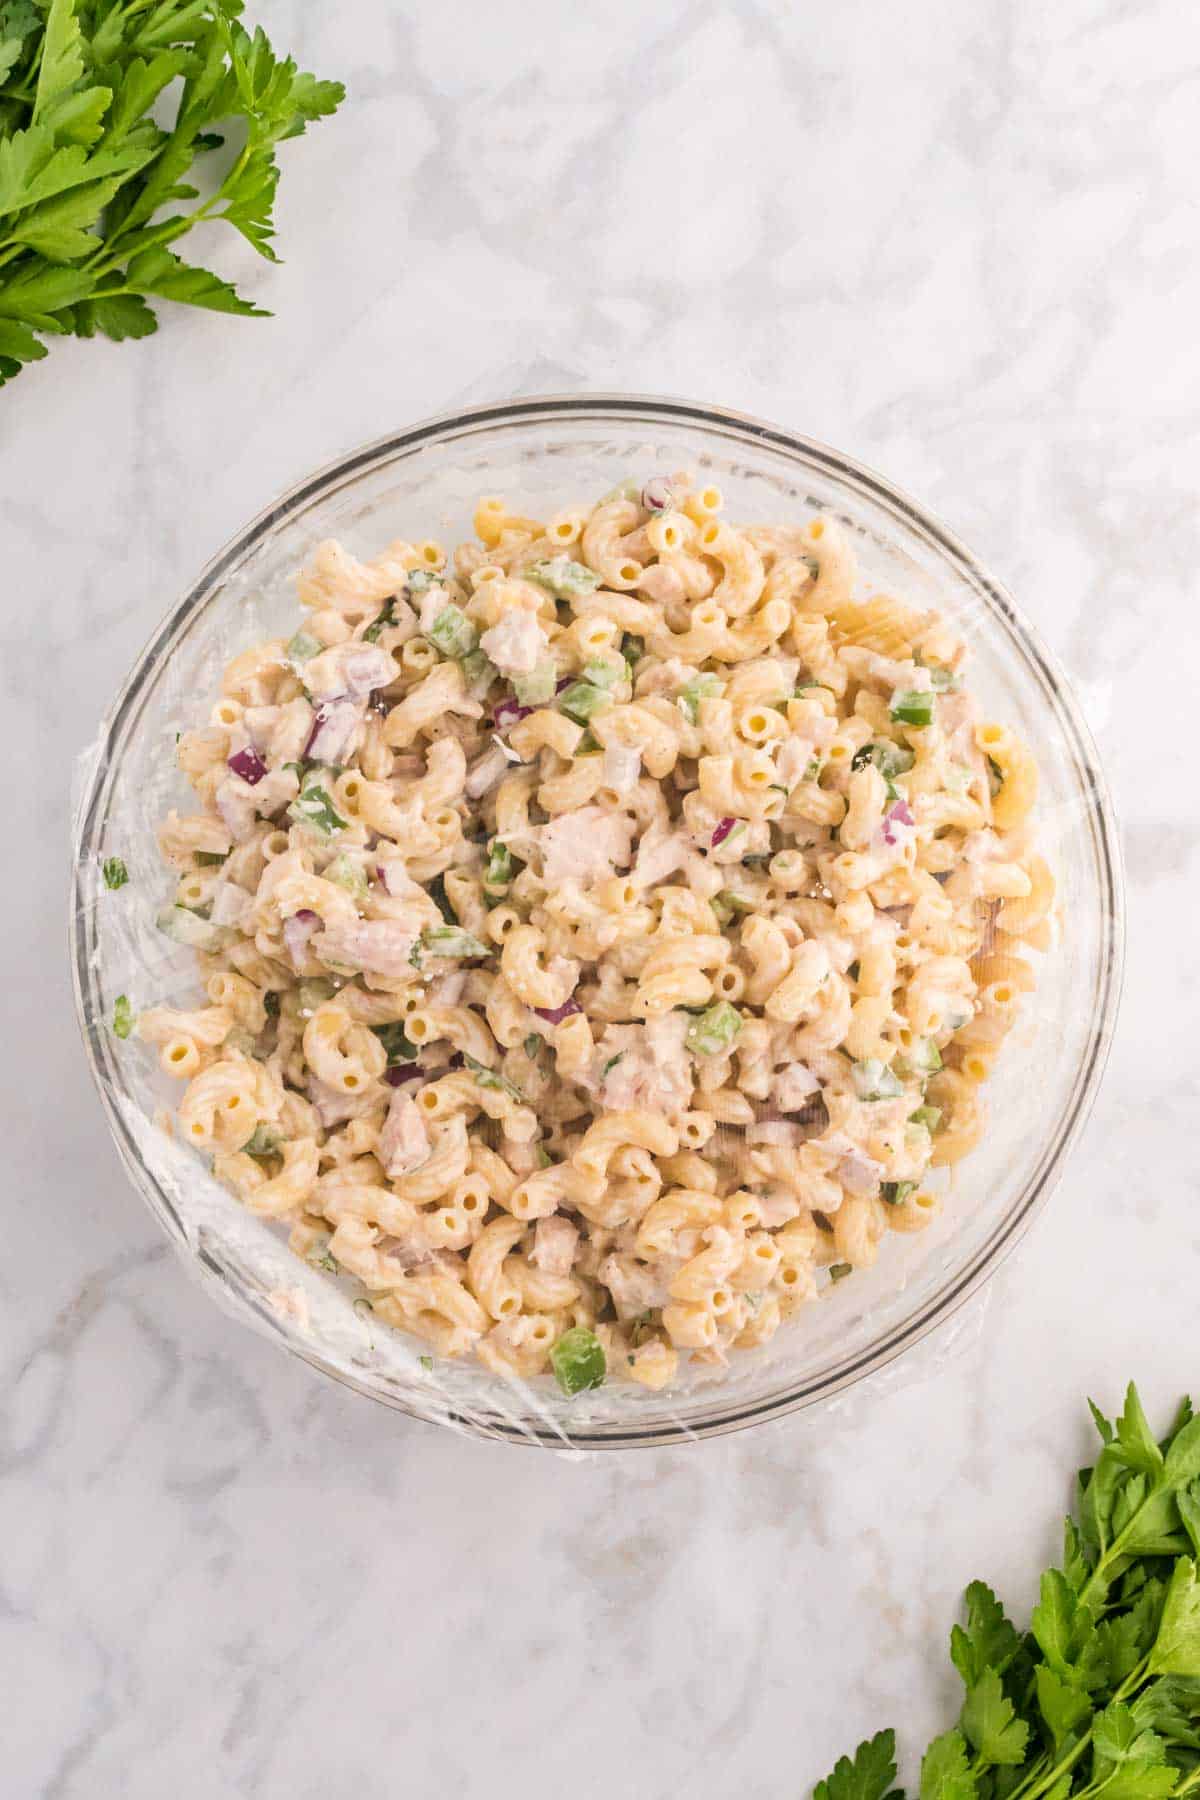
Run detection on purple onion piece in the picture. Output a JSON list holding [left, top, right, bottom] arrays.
[[710, 816, 737, 848], [228, 746, 268, 786], [533, 997, 583, 1026], [383, 1065, 423, 1087], [881, 798, 916, 846], [447, 1052, 465, 1070], [641, 476, 674, 512], [555, 675, 572, 694], [493, 695, 534, 731]]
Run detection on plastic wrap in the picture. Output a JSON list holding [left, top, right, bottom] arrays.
[[69, 395, 1123, 1450]]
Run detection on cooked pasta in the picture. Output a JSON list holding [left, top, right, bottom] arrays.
[[131, 471, 1051, 1390]]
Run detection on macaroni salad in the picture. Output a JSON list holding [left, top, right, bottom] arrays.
[[131, 475, 1052, 1393]]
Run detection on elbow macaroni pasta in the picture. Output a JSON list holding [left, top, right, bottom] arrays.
[[131, 471, 1052, 1389]]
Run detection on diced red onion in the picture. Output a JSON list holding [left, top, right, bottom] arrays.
[[338, 646, 396, 701], [383, 1065, 423, 1087], [881, 799, 916, 846], [710, 816, 737, 848], [533, 998, 583, 1025], [305, 697, 363, 764], [555, 676, 572, 694], [283, 908, 320, 966], [227, 746, 267, 786], [641, 476, 675, 512], [493, 695, 534, 730]]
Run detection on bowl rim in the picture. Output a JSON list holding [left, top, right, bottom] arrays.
[[70, 391, 1126, 1448]]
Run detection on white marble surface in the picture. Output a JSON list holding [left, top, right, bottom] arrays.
[[5, 0, 1199, 1792]]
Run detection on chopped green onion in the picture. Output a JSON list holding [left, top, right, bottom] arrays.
[[286, 628, 322, 665], [559, 680, 613, 724], [243, 1124, 282, 1159], [601, 1052, 624, 1076], [852, 742, 916, 780], [550, 1325, 607, 1395], [412, 926, 490, 967], [909, 1104, 943, 1133], [406, 570, 441, 594], [112, 994, 134, 1038], [288, 773, 347, 838], [524, 557, 601, 599], [426, 604, 478, 659], [576, 728, 601, 753], [418, 1354, 434, 1370], [372, 1022, 418, 1065], [512, 662, 558, 706], [828, 1262, 852, 1282], [463, 1052, 524, 1102], [523, 1033, 543, 1059], [621, 634, 643, 668], [484, 841, 514, 892], [928, 666, 961, 692], [362, 602, 395, 644], [535, 1144, 553, 1168], [324, 854, 369, 902], [685, 1000, 743, 1057], [676, 671, 723, 724], [890, 689, 935, 727], [851, 1058, 904, 1101], [881, 1180, 918, 1206], [102, 856, 129, 890], [312, 1252, 339, 1273]]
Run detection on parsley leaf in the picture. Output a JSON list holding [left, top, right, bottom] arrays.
[[102, 855, 129, 889], [0, 2, 344, 389], [919, 1731, 975, 1800], [814, 1730, 899, 1800]]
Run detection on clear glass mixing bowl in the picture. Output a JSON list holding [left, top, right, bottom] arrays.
[[70, 395, 1124, 1448]]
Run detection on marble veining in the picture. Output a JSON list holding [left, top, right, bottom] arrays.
[[4, 0, 1200, 1792]]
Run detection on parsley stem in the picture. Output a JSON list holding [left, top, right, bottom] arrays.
[[1005, 1655, 1151, 1800]]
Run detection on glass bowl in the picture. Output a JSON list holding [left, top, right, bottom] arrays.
[[70, 395, 1124, 1449]]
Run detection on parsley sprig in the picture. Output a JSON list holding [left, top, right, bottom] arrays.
[[814, 1387, 1200, 1800], [0, 0, 343, 387]]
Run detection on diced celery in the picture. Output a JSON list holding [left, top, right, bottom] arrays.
[[324, 854, 368, 902], [909, 1104, 943, 1132], [685, 1000, 743, 1057], [890, 689, 934, 727], [559, 680, 613, 724], [156, 905, 232, 952], [582, 656, 622, 689], [426, 604, 478, 659], [524, 557, 601, 599], [550, 1326, 607, 1395], [286, 629, 322, 666], [851, 1058, 904, 1101], [112, 994, 134, 1038], [676, 671, 723, 724], [513, 662, 558, 705], [897, 1038, 942, 1078]]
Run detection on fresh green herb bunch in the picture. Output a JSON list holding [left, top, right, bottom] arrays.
[[0, 0, 344, 387], [814, 1386, 1200, 1800]]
